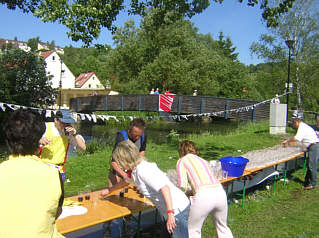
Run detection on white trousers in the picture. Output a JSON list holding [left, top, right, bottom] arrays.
[[188, 185, 233, 238]]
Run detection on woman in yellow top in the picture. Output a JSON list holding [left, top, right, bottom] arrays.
[[0, 109, 64, 238], [39, 109, 86, 181]]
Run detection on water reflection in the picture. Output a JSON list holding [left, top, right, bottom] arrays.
[[79, 119, 244, 146]]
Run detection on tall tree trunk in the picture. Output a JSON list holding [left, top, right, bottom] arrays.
[[295, 63, 302, 109]]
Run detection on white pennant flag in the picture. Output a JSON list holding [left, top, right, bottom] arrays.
[[71, 113, 78, 122], [91, 114, 97, 123], [108, 116, 119, 122], [97, 115, 105, 121], [101, 115, 108, 121], [79, 113, 86, 121], [0, 103, 6, 111], [181, 115, 188, 120], [85, 114, 92, 121], [45, 110, 52, 118], [6, 104, 19, 110]]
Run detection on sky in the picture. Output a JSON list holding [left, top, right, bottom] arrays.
[[0, 1, 270, 65]]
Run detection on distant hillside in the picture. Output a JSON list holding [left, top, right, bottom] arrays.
[[0, 37, 64, 54]]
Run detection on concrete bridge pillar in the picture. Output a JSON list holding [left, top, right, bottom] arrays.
[[269, 103, 287, 134]]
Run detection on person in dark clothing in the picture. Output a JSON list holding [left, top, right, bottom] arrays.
[[108, 118, 147, 186]]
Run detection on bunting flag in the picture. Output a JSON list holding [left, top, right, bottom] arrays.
[[0, 92, 288, 123], [159, 93, 175, 112]]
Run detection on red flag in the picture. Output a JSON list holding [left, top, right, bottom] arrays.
[[159, 93, 175, 112]]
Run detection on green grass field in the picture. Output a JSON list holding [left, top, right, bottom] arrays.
[[2, 120, 317, 237], [63, 121, 319, 237], [64, 121, 285, 196]]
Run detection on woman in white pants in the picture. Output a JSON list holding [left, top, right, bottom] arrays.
[[177, 140, 233, 238]]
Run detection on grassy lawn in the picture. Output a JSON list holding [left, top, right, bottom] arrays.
[[60, 120, 319, 237], [64, 121, 284, 196], [202, 169, 319, 238]]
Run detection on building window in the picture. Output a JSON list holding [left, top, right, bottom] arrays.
[[52, 56, 55, 61], [89, 84, 91, 88]]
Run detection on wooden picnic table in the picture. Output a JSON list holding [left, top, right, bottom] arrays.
[[57, 151, 305, 234], [219, 151, 305, 208], [220, 152, 305, 183], [57, 184, 154, 235]]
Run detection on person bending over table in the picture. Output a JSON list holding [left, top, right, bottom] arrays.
[[177, 140, 233, 238], [101, 140, 190, 238], [0, 109, 64, 238], [39, 109, 86, 181], [108, 118, 147, 186], [282, 117, 319, 190], [315, 118, 319, 137]]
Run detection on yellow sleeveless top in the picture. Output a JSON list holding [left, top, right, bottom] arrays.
[[40, 122, 69, 172], [0, 155, 64, 238]]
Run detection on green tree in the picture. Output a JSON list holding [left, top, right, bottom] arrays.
[[1, 0, 296, 45], [0, 49, 58, 107], [250, 0, 319, 111], [105, 15, 259, 98], [216, 31, 239, 61], [62, 45, 110, 85], [27, 36, 40, 52], [48, 40, 55, 50]]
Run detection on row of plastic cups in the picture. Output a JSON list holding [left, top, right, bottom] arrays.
[[209, 160, 228, 180]]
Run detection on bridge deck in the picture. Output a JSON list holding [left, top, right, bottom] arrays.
[[69, 95, 270, 121]]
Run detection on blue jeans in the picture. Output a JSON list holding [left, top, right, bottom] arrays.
[[172, 205, 190, 238], [305, 144, 319, 187], [60, 172, 66, 182]]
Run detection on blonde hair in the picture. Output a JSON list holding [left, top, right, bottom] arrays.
[[178, 140, 199, 157], [112, 140, 144, 170]]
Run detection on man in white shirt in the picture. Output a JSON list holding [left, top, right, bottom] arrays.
[[271, 94, 280, 104], [282, 117, 319, 190]]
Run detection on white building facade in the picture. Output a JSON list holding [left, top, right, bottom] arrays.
[[41, 51, 75, 89]]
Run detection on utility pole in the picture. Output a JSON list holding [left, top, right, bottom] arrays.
[[285, 39, 295, 123]]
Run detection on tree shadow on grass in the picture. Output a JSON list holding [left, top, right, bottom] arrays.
[[200, 144, 236, 160], [253, 130, 269, 134], [289, 173, 304, 185], [165, 142, 236, 161]]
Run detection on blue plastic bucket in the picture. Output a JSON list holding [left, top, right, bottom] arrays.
[[219, 156, 249, 177]]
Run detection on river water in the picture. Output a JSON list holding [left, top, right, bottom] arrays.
[[0, 118, 244, 157], [79, 118, 244, 146]]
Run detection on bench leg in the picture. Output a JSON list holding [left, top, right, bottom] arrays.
[[136, 212, 142, 238], [241, 180, 246, 209], [234, 179, 246, 209]]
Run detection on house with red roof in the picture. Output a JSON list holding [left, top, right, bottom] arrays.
[[75, 72, 109, 90], [40, 50, 75, 89], [40, 51, 112, 108]]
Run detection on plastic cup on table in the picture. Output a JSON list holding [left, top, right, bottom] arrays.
[[119, 188, 125, 197], [216, 169, 223, 180], [222, 170, 228, 180], [77, 191, 84, 202], [91, 192, 99, 207]]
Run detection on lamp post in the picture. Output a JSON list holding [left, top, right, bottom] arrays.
[[285, 39, 295, 123], [59, 59, 64, 109]]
